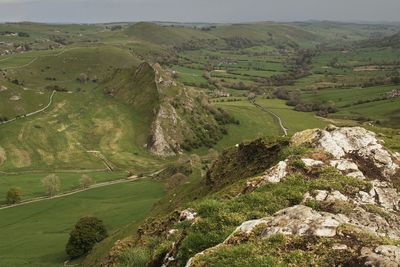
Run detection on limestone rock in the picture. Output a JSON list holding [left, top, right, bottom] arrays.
[[180, 208, 197, 222], [149, 104, 181, 157], [258, 205, 347, 238], [305, 190, 348, 202], [302, 158, 324, 167], [357, 180, 400, 211], [292, 126, 399, 179], [9, 95, 21, 101], [361, 245, 400, 267], [244, 160, 288, 192]]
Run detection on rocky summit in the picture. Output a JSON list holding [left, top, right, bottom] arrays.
[[165, 126, 400, 267]]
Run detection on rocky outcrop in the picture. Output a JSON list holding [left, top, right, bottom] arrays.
[[186, 205, 399, 267], [186, 126, 400, 266], [361, 246, 400, 267], [106, 126, 400, 267], [237, 205, 347, 238], [291, 125, 399, 179], [148, 103, 181, 157], [244, 160, 288, 192]]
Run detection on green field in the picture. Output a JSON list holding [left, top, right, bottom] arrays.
[[300, 85, 400, 127], [0, 170, 127, 203], [254, 98, 327, 135], [300, 85, 398, 107], [0, 179, 164, 267], [212, 99, 280, 150]]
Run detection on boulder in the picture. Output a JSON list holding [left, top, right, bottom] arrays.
[[292, 126, 399, 179], [302, 158, 324, 167], [253, 205, 347, 238], [180, 208, 197, 222], [244, 160, 288, 192], [361, 245, 400, 267]]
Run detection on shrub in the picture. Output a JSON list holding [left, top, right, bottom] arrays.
[[6, 187, 22, 204], [65, 216, 108, 259], [79, 174, 94, 189]]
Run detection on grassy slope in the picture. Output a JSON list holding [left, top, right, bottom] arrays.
[[208, 22, 318, 47], [124, 22, 220, 46], [0, 45, 169, 173], [254, 98, 327, 135], [300, 85, 398, 107], [300, 85, 400, 128], [0, 179, 164, 267], [209, 99, 280, 151]]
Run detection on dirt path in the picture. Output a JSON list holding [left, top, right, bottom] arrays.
[[0, 90, 56, 126], [0, 176, 139, 210], [86, 150, 115, 171], [2, 57, 38, 70], [250, 98, 288, 136], [2, 47, 79, 70]]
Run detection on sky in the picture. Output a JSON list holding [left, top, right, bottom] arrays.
[[0, 0, 399, 24]]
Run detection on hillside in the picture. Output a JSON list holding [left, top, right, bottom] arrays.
[[96, 125, 400, 267], [104, 62, 237, 156], [124, 22, 222, 49]]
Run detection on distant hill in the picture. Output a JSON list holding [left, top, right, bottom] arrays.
[[124, 22, 222, 48]]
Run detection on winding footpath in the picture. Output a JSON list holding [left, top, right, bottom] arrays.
[[1, 47, 79, 70], [0, 90, 56, 126], [250, 98, 288, 136]]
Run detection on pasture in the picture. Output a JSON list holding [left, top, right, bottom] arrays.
[[0, 179, 164, 267]]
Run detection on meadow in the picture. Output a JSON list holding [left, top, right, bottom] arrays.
[[0, 170, 127, 203], [0, 179, 164, 267], [254, 98, 327, 135]]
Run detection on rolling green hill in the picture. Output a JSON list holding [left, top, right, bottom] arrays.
[[124, 22, 222, 48]]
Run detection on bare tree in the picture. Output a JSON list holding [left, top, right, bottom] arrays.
[[42, 174, 61, 197], [79, 174, 94, 189]]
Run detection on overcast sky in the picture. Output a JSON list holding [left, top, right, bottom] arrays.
[[0, 0, 399, 24]]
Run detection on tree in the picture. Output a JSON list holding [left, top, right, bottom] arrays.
[[6, 187, 22, 204], [42, 174, 61, 197], [77, 73, 88, 83], [79, 174, 94, 189], [66, 216, 108, 259]]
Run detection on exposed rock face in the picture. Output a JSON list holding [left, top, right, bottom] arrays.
[[185, 126, 400, 267], [179, 208, 197, 222], [246, 205, 346, 238], [106, 126, 400, 267], [149, 104, 181, 157], [292, 126, 399, 179], [244, 160, 288, 192], [302, 158, 324, 167], [356, 180, 400, 211], [361, 246, 400, 267], [106, 62, 236, 157]]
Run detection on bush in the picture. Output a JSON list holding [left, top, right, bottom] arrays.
[[6, 187, 22, 204], [65, 216, 108, 259], [79, 174, 94, 189]]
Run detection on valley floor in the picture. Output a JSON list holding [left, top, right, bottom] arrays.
[[0, 179, 164, 267]]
